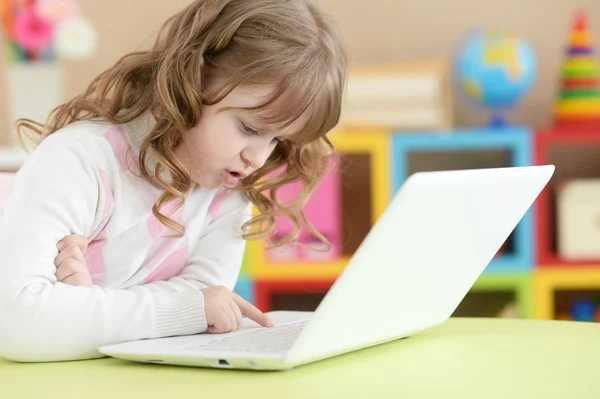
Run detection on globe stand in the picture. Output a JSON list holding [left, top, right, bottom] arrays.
[[489, 110, 508, 129]]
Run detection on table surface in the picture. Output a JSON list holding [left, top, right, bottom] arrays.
[[1, 318, 599, 399]]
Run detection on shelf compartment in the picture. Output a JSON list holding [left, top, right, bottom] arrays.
[[392, 127, 534, 273]]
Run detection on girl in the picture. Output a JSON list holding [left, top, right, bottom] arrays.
[[0, 0, 346, 362]]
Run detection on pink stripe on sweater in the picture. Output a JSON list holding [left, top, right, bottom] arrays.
[[85, 167, 114, 287], [88, 168, 114, 240], [144, 196, 188, 281], [144, 240, 189, 283], [147, 200, 184, 238], [104, 124, 158, 205], [98, 167, 114, 218], [208, 189, 229, 219], [104, 125, 134, 172], [86, 237, 108, 287], [104, 122, 191, 283]]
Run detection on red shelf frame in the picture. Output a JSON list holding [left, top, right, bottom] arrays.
[[555, 119, 600, 133], [255, 280, 335, 312], [535, 129, 600, 267]]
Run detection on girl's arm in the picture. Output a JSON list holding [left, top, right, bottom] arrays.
[[0, 138, 207, 362]]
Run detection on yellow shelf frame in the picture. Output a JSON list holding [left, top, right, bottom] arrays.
[[534, 268, 600, 319], [248, 129, 391, 280]]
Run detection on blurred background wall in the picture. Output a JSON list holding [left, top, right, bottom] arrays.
[[0, 0, 597, 144]]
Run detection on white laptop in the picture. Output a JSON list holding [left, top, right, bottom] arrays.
[[99, 165, 554, 371]]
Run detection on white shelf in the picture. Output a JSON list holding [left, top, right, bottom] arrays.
[[0, 146, 28, 171]]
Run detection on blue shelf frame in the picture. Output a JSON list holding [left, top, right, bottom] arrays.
[[234, 276, 255, 303], [391, 127, 534, 273]]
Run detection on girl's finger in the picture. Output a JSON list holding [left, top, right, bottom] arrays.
[[55, 258, 85, 282], [230, 301, 243, 330], [54, 244, 84, 267], [224, 304, 238, 332], [233, 293, 274, 327], [57, 234, 88, 254], [213, 307, 232, 334]]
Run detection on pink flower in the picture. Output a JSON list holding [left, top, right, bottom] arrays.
[[14, 6, 54, 54]]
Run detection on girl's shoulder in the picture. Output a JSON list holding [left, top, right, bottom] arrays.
[[44, 119, 115, 146], [42, 119, 138, 172]]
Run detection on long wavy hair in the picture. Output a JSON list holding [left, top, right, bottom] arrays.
[[15, 0, 347, 249]]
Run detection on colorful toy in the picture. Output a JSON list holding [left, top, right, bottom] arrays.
[[571, 298, 596, 322], [455, 28, 537, 128], [555, 296, 600, 322], [554, 10, 600, 130]]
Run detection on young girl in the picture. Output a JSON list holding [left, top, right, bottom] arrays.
[[0, 0, 346, 362]]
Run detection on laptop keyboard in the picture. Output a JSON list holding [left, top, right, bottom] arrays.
[[184, 319, 309, 353]]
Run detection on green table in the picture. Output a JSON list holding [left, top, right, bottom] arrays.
[[1, 318, 599, 398]]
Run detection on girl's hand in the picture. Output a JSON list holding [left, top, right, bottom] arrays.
[[55, 234, 93, 287], [201, 286, 274, 333]]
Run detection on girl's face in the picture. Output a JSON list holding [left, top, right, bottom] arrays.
[[175, 84, 307, 189]]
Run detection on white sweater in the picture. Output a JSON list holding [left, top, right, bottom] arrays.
[[0, 114, 251, 362]]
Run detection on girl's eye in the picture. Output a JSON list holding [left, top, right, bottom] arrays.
[[241, 122, 259, 136], [240, 120, 281, 144]]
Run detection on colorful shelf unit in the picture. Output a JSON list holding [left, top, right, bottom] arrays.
[[240, 126, 541, 320], [534, 129, 600, 267], [237, 125, 600, 322], [391, 127, 534, 273]]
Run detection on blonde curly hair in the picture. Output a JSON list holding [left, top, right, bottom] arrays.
[[15, 0, 347, 249]]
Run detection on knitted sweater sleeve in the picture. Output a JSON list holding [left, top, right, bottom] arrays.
[[0, 138, 207, 362]]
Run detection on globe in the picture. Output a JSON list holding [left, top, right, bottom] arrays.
[[455, 30, 537, 127]]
